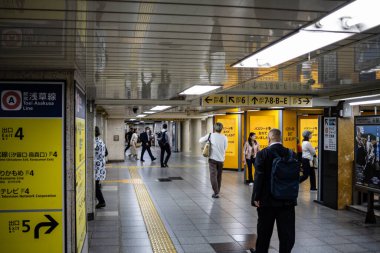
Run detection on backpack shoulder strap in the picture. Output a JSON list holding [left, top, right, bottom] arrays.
[[207, 133, 211, 142]]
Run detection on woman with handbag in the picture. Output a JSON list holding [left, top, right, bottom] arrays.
[[299, 130, 317, 191], [243, 132, 260, 186], [130, 128, 140, 160]]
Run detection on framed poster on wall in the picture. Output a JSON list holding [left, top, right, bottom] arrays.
[[354, 116, 380, 191]]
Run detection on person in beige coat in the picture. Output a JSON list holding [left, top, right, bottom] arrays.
[[243, 132, 260, 185], [130, 128, 139, 160]]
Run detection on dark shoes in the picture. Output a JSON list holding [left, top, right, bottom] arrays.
[[249, 249, 256, 253], [161, 164, 168, 167], [152, 157, 156, 161], [96, 202, 106, 209], [212, 194, 219, 198], [141, 159, 145, 162]]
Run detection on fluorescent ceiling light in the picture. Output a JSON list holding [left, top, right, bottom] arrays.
[[144, 111, 155, 114], [269, 107, 285, 109], [335, 94, 380, 101], [349, 100, 380, 106], [136, 114, 147, 118], [232, 0, 380, 68], [179, 85, 221, 95], [150, 106, 171, 111], [248, 109, 260, 112], [129, 118, 136, 121]]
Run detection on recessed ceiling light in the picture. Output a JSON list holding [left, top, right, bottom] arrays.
[[334, 94, 380, 101], [129, 118, 136, 121], [151, 106, 171, 111], [179, 85, 221, 95], [136, 114, 147, 118], [232, 0, 380, 68], [144, 111, 155, 114], [349, 99, 380, 106]]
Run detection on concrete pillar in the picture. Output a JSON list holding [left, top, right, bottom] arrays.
[[191, 119, 202, 155], [182, 120, 190, 152], [106, 119, 125, 161], [86, 101, 95, 221], [206, 117, 214, 133]]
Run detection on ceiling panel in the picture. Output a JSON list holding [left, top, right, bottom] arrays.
[[2, 0, 380, 118]]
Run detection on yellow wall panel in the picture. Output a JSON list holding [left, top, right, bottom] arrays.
[[215, 115, 239, 169]]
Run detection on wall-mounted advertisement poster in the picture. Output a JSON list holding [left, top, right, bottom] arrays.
[[355, 116, 380, 190]]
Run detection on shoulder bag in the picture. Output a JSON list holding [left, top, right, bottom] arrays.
[[202, 133, 212, 158]]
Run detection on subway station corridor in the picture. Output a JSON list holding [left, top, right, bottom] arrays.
[[3, 1, 380, 252], [88, 151, 380, 253]]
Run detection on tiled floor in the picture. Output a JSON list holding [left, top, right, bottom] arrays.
[[89, 150, 380, 253]]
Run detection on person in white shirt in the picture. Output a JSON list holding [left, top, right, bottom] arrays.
[[299, 130, 317, 191], [199, 122, 228, 198]]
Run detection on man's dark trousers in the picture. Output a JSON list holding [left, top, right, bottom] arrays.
[[160, 143, 171, 166], [256, 205, 295, 253], [141, 143, 155, 160]]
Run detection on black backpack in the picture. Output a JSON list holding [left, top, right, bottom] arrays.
[[268, 148, 300, 200], [157, 131, 168, 146]]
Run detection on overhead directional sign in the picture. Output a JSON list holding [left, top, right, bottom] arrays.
[[226, 95, 249, 106], [202, 95, 226, 106], [202, 94, 312, 107]]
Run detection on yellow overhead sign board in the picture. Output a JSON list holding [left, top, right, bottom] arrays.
[[202, 94, 312, 107], [202, 95, 226, 106], [226, 95, 249, 106]]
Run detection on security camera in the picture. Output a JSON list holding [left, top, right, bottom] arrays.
[[132, 106, 138, 114], [307, 79, 316, 85]]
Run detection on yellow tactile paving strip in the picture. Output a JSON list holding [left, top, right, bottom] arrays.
[[127, 167, 177, 253]]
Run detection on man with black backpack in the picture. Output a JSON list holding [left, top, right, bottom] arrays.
[[158, 123, 171, 167], [251, 128, 300, 253]]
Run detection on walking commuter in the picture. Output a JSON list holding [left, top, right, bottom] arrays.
[[158, 123, 171, 167], [140, 127, 156, 162], [299, 130, 317, 191], [199, 122, 228, 198], [94, 126, 107, 209], [251, 128, 299, 253], [124, 127, 133, 154], [130, 128, 139, 160], [243, 132, 260, 185]]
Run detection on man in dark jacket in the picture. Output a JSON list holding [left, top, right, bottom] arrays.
[[140, 127, 156, 162], [251, 128, 297, 253], [124, 128, 133, 154]]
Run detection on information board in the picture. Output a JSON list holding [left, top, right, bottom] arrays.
[[355, 116, 380, 190], [0, 81, 64, 253], [75, 86, 86, 252], [323, 117, 337, 151]]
